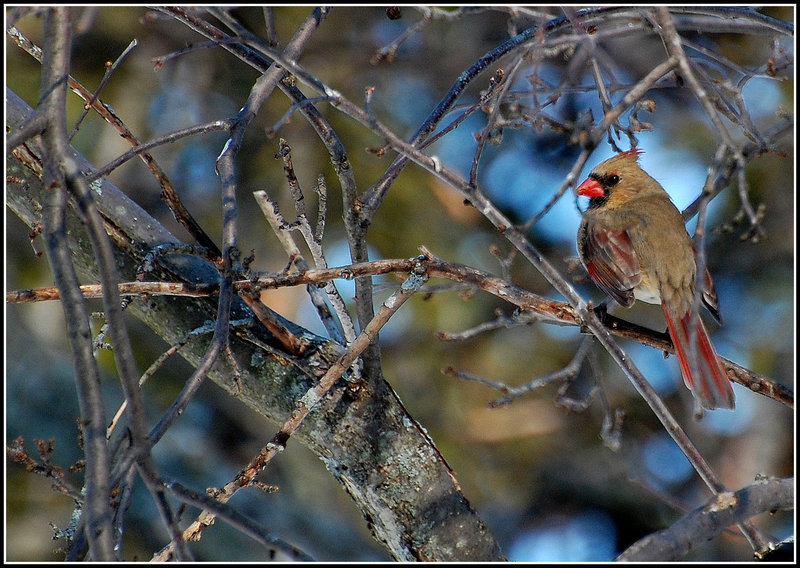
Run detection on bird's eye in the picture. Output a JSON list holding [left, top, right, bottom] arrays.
[[606, 174, 620, 187]]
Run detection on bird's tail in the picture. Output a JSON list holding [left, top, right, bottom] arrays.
[[663, 304, 736, 410]]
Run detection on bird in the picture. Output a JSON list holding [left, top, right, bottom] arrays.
[[576, 149, 735, 410]]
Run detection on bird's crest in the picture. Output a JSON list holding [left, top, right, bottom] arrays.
[[617, 148, 643, 161]]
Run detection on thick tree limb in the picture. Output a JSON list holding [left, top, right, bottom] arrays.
[[6, 88, 505, 561]]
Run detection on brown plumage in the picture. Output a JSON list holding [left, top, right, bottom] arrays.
[[577, 149, 735, 410]]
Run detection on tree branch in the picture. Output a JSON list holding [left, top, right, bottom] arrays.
[[617, 477, 794, 561]]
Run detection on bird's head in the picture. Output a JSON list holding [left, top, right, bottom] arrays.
[[577, 149, 660, 208]]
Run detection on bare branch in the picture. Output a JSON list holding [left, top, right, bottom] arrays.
[[617, 477, 794, 561]]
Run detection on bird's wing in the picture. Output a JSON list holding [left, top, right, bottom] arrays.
[[581, 226, 641, 308]]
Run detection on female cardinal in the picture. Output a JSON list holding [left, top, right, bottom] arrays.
[[576, 149, 735, 410]]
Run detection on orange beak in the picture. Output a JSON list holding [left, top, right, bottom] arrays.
[[577, 177, 605, 198]]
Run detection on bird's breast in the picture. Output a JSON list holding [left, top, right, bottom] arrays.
[[633, 271, 661, 305]]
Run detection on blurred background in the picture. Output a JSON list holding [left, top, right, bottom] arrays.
[[6, 6, 794, 561]]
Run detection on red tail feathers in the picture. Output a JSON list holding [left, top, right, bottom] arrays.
[[662, 304, 735, 410]]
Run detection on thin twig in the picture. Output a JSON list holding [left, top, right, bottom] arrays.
[[68, 38, 138, 141], [160, 480, 314, 561]]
